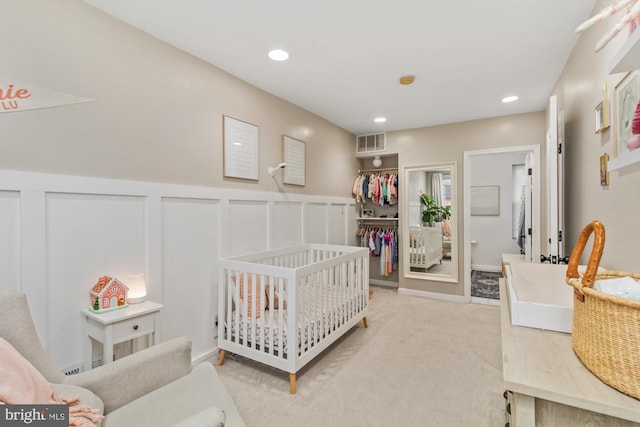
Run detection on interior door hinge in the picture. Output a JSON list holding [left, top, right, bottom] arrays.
[[528, 228, 532, 236], [558, 143, 562, 154], [527, 168, 532, 176], [558, 230, 563, 242]]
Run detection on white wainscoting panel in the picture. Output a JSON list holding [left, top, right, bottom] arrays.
[[306, 203, 328, 244], [0, 169, 356, 370], [328, 204, 347, 245], [45, 193, 146, 368], [161, 197, 220, 359], [273, 201, 303, 249], [227, 200, 269, 256], [0, 191, 20, 292], [346, 203, 359, 247]]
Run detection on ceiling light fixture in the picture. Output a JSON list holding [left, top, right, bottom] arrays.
[[501, 95, 519, 103], [399, 75, 415, 85], [268, 49, 289, 61], [374, 117, 387, 123]]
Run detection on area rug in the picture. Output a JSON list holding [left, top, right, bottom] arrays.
[[471, 270, 501, 299]]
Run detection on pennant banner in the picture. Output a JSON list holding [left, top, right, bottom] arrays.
[[0, 80, 96, 113]]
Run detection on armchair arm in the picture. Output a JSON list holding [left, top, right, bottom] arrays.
[[65, 337, 193, 414]]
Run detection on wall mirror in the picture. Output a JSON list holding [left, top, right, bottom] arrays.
[[403, 162, 458, 283]]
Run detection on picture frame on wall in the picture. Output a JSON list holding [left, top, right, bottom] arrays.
[[223, 115, 259, 181], [600, 153, 609, 186], [282, 135, 305, 186], [470, 185, 500, 216], [614, 71, 639, 160]]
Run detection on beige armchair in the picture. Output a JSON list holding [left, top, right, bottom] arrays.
[[0, 290, 245, 427]]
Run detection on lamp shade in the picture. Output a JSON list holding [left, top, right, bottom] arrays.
[[126, 273, 147, 304]]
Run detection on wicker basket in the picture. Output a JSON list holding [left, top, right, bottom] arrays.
[[566, 221, 640, 399]]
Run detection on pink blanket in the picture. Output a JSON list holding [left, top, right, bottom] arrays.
[[0, 337, 103, 426]]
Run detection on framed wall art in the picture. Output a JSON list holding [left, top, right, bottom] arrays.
[[595, 100, 609, 134], [470, 185, 500, 216], [614, 71, 639, 159], [223, 115, 259, 181], [283, 135, 305, 186]]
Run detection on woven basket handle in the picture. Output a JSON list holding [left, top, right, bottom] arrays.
[[566, 221, 605, 292]]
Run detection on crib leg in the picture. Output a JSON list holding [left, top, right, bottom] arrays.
[[362, 316, 368, 328], [290, 373, 297, 394], [217, 349, 226, 366]]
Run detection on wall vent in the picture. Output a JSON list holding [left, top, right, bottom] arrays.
[[356, 133, 386, 155]]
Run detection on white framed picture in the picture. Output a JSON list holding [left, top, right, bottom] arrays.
[[470, 186, 500, 216], [283, 135, 305, 186], [223, 115, 259, 181]]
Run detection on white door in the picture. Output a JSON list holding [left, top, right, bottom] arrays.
[[524, 152, 533, 262], [544, 96, 566, 264]]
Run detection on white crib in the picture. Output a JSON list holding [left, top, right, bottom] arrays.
[[217, 244, 369, 394], [408, 226, 442, 270]]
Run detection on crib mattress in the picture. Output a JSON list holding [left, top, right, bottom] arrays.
[[226, 283, 365, 355]]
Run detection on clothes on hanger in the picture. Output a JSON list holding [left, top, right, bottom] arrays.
[[352, 171, 399, 206], [357, 225, 398, 276]]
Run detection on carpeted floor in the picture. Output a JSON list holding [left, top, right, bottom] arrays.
[[213, 286, 505, 427], [471, 270, 502, 300]]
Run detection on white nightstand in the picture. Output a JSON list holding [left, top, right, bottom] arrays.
[[81, 300, 164, 371]]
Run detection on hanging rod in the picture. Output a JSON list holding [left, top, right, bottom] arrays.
[[358, 218, 398, 226], [357, 167, 398, 174]]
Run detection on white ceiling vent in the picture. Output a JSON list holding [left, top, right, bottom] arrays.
[[356, 133, 386, 155]]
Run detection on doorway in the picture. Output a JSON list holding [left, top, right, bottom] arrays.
[[463, 145, 541, 304]]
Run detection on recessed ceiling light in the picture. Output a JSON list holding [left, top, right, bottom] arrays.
[[501, 95, 519, 103], [268, 49, 289, 61], [374, 117, 387, 123]]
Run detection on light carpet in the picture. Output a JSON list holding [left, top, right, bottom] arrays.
[[212, 286, 505, 427]]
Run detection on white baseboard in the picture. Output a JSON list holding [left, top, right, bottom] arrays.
[[471, 264, 502, 273], [398, 287, 466, 303], [192, 347, 220, 366]]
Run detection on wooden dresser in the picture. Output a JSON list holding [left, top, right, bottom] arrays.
[[499, 278, 640, 426]]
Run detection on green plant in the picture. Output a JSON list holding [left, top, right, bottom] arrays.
[[420, 194, 451, 225]]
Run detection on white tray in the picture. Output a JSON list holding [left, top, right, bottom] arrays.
[[505, 263, 573, 333]]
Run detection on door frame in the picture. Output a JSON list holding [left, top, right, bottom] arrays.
[[462, 145, 541, 302]]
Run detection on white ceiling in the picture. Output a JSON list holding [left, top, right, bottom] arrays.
[[84, 0, 596, 135]]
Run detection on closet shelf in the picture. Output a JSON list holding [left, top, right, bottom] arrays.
[[357, 167, 398, 174], [357, 217, 398, 221]]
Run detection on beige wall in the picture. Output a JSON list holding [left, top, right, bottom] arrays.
[[387, 112, 546, 295], [0, 0, 357, 197], [552, 0, 640, 271], [4, 0, 636, 296]]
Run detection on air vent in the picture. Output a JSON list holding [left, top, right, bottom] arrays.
[[356, 133, 386, 155]]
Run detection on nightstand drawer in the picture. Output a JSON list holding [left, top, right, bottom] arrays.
[[113, 313, 155, 343]]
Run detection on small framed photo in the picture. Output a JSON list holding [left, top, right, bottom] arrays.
[[600, 153, 609, 186], [362, 209, 374, 218], [595, 99, 609, 134]]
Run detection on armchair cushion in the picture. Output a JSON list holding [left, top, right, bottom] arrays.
[[165, 407, 225, 427], [66, 337, 192, 414], [102, 363, 236, 427], [0, 290, 65, 383]]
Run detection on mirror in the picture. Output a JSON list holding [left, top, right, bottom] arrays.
[[402, 162, 458, 283]]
